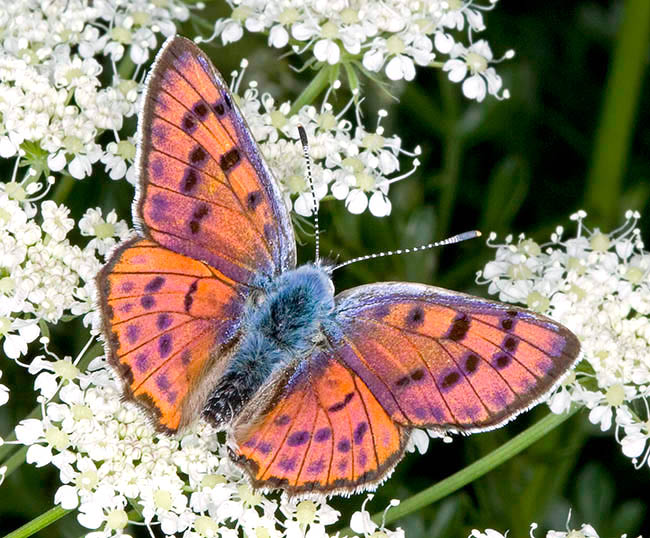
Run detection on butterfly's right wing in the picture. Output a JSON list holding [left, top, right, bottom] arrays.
[[230, 350, 409, 496], [329, 282, 580, 433]]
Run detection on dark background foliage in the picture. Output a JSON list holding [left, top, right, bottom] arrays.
[[1, 0, 649, 536]]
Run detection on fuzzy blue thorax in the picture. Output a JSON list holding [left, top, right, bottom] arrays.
[[203, 264, 335, 427]]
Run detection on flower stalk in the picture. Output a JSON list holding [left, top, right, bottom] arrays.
[[3, 506, 72, 538], [584, 0, 650, 226]]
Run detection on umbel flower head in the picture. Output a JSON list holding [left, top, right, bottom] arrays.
[[206, 0, 512, 101], [478, 210, 650, 469]]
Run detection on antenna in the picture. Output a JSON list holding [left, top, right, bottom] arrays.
[[332, 230, 482, 272], [298, 125, 320, 262]]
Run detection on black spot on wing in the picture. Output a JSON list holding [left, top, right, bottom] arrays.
[[192, 101, 209, 119], [184, 280, 198, 312], [464, 353, 480, 374], [190, 146, 207, 165], [328, 392, 354, 412], [181, 168, 199, 193], [145, 276, 165, 292], [447, 313, 470, 341], [287, 430, 310, 447], [494, 353, 511, 369], [246, 190, 262, 211], [503, 336, 518, 353], [181, 113, 197, 133], [213, 101, 225, 116], [411, 368, 425, 381], [220, 148, 240, 171], [189, 204, 209, 235], [405, 306, 424, 328], [440, 371, 460, 390], [314, 427, 331, 442]]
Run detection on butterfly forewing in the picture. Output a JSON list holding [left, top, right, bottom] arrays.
[[136, 36, 295, 285], [331, 283, 580, 432]]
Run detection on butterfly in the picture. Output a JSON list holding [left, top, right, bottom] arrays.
[[96, 36, 581, 497]]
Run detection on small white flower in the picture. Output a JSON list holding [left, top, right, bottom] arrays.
[[469, 530, 508, 538], [41, 200, 74, 242], [350, 496, 403, 538], [207, 0, 510, 93], [269, 25, 290, 48], [406, 428, 429, 454], [55, 484, 80, 509], [78, 208, 129, 256], [1, 320, 40, 359], [443, 40, 510, 102]]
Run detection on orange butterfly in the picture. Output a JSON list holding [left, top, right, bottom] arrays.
[[97, 36, 580, 496]]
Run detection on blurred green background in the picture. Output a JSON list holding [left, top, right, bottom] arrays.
[[1, 0, 649, 536]]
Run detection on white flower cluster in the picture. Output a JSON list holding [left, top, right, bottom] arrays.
[[209, 0, 511, 101], [470, 521, 638, 538], [477, 211, 650, 470], [0, 0, 190, 183], [11, 342, 404, 538], [238, 76, 421, 217], [0, 185, 128, 360]]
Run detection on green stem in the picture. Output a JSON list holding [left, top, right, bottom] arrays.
[[289, 66, 334, 116], [343, 62, 361, 99], [3, 446, 27, 479], [339, 409, 578, 536], [3, 506, 72, 538], [584, 0, 650, 226], [50, 174, 76, 205], [118, 53, 136, 81]]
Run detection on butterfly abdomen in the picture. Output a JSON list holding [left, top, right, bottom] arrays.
[[203, 265, 335, 427]]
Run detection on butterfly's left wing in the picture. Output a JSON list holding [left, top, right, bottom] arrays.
[[135, 36, 295, 284], [98, 36, 297, 432], [329, 283, 580, 433]]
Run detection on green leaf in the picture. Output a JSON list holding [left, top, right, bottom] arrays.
[[480, 155, 530, 234], [575, 462, 614, 527]]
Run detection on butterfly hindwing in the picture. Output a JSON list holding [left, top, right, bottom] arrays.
[[330, 283, 580, 432], [231, 351, 409, 495], [97, 237, 245, 432], [136, 36, 295, 285]]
